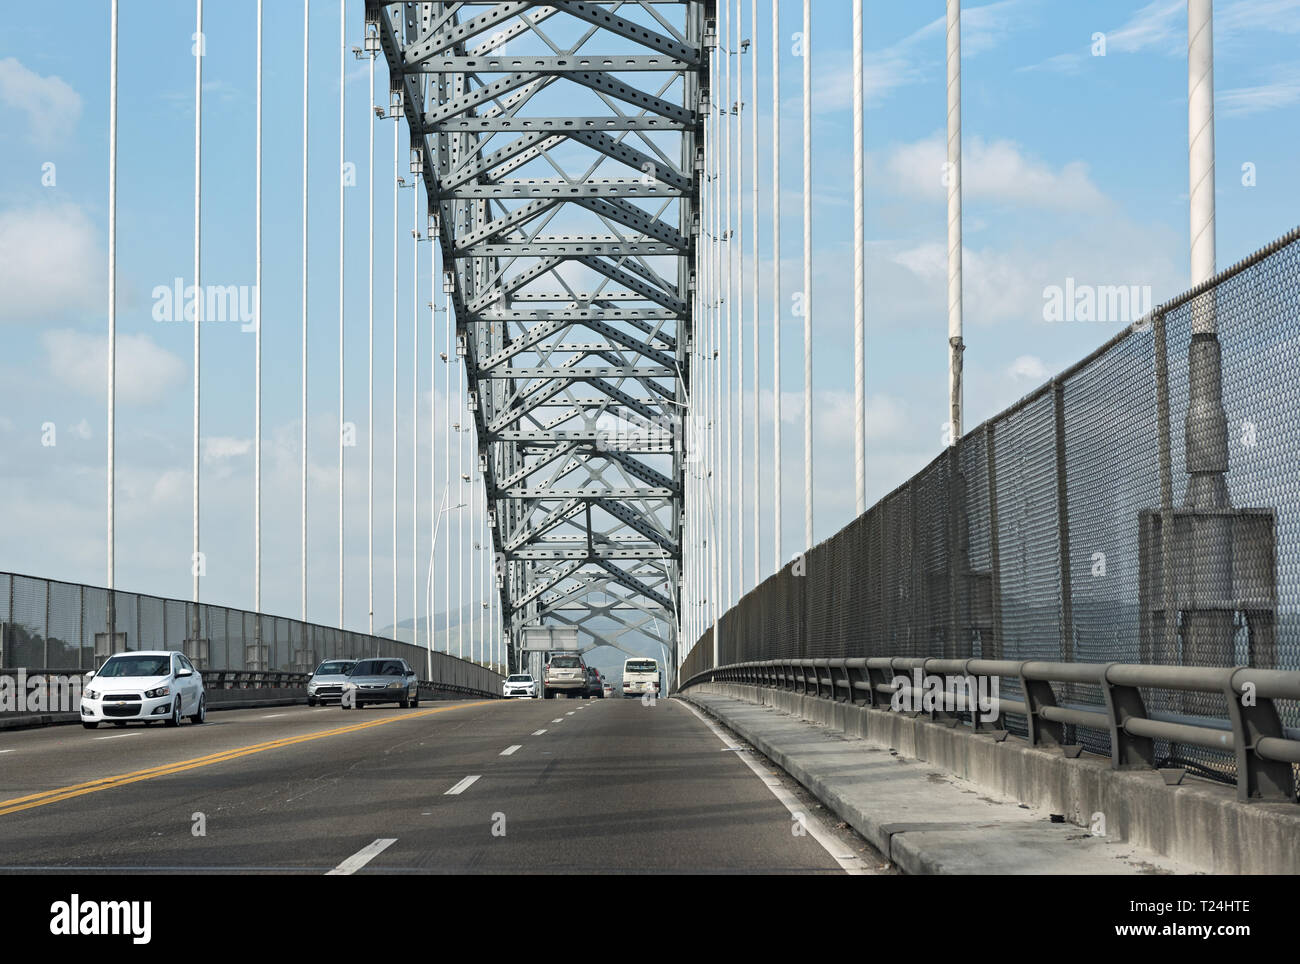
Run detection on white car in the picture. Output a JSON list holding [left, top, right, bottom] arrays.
[[81, 651, 207, 729], [502, 673, 538, 698]]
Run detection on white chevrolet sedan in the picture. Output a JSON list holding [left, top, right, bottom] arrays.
[[81, 651, 207, 729]]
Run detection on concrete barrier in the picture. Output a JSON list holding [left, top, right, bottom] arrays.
[[687, 680, 1300, 875]]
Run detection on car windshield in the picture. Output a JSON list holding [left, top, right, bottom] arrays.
[[507, 675, 532, 682], [315, 661, 355, 676], [625, 660, 657, 674], [97, 655, 171, 678], [352, 660, 405, 676], [550, 655, 581, 668]]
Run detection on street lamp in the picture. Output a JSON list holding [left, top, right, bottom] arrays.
[[424, 482, 466, 680]]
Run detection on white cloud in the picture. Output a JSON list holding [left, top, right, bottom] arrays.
[[881, 133, 1108, 212], [1218, 0, 1300, 36], [1024, 0, 1300, 71], [1105, 0, 1185, 55], [204, 436, 252, 463], [848, 0, 1034, 106], [1008, 354, 1049, 381], [1219, 67, 1300, 117], [0, 205, 101, 322], [0, 57, 82, 145], [150, 468, 189, 506], [42, 329, 186, 406]]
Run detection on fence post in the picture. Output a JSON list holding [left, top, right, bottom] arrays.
[[1052, 381, 1075, 671], [985, 422, 1003, 661], [946, 447, 962, 661], [43, 578, 50, 668], [1051, 381, 1078, 732]]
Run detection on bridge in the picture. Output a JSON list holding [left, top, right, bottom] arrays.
[[1, 0, 1299, 893]]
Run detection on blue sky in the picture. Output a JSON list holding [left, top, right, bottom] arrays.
[[1, 1, 1298, 668]]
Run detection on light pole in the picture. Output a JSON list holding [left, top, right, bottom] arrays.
[[424, 483, 466, 680]]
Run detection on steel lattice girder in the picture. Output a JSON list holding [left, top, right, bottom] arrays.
[[372, 1, 705, 671]]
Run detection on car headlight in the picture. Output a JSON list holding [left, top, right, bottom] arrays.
[[386, 681, 403, 689], [144, 686, 170, 698], [85, 688, 99, 700]]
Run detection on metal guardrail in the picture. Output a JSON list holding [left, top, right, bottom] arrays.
[[199, 669, 496, 698], [680, 657, 1300, 803], [203, 670, 309, 689], [0, 667, 501, 703]]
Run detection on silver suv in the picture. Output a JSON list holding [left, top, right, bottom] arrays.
[[306, 658, 357, 705], [543, 653, 587, 699]]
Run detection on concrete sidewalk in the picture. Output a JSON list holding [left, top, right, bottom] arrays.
[[680, 689, 1189, 875]]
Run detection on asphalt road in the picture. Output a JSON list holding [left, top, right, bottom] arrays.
[[0, 695, 858, 873]]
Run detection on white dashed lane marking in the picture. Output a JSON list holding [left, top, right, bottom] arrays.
[[325, 838, 396, 876], [445, 775, 481, 795], [500, 745, 522, 756]]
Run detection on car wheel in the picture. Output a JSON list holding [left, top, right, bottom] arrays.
[[190, 694, 206, 724], [82, 722, 98, 730], [411, 692, 420, 708], [166, 700, 181, 727], [398, 697, 409, 709], [307, 696, 317, 706]]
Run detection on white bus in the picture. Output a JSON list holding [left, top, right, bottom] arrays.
[[622, 657, 661, 697]]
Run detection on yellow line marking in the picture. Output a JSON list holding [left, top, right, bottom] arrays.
[[0, 701, 495, 818]]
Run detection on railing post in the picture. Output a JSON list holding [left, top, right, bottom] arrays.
[[1100, 662, 1155, 769], [1020, 664, 1064, 747], [865, 658, 891, 708], [1225, 669, 1296, 802]]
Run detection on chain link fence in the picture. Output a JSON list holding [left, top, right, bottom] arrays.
[[0, 571, 503, 697], [682, 226, 1300, 785]]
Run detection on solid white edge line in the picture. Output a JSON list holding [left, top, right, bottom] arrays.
[[677, 699, 872, 875], [500, 745, 522, 756], [444, 775, 481, 795], [325, 837, 396, 876]]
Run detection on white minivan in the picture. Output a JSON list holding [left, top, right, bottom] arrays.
[[81, 651, 207, 729], [622, 657, 661, 697]]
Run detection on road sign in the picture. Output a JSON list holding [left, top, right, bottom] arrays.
[[522, 626, 578, 652]]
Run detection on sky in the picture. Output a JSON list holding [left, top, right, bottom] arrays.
[[0, 0, 1298, 674]]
